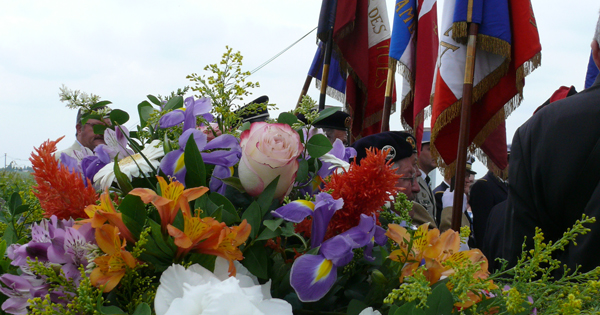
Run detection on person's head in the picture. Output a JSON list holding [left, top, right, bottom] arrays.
[[592, 11, 600, 68], [417, 128, 437, 174], [465, 157, 477, 195], [352, 131, 421, 200], [314, 109, 351, 146], [76, 109, 110, 150]]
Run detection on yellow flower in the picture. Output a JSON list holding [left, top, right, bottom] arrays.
[[90, 225, 137, 292], [83, 189, 135, 243]]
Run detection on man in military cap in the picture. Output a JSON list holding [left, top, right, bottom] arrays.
[[314, 109, 351, 146], [415, 128, 437, 220], [433, 159, 476, 225], [352, 131, 437, 228], [437, 158, 477, 232], [237, 95, 270, 124]]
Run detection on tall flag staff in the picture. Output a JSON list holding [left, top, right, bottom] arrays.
[[317, 0, 338, 111], [430, 0, 542, 231], [385, 0, 438, 148]]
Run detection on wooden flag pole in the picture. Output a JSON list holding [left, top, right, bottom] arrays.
[[319, 39, 334, 111], [451, 22, 479, 232], [381, 60, 396, 132], [296, 75, 313, 108]]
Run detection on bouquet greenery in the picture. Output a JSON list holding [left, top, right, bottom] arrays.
[[0, 48, 599, 315]]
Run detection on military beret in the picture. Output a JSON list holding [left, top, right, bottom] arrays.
[[313, 110, 351, 130], [352, 131, 417, 165], [236, 95, 270, 123]]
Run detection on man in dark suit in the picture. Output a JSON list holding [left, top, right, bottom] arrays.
[[433, 160, 476, 226], [502, 20, 600, 272], [470, 160, 509, 249]]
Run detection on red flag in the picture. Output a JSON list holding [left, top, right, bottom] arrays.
[[430, 0, 541, 175], [333, 0, 395, 142]]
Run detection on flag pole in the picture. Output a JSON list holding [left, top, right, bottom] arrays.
[[318, 0, 338, 111], [381, 60, 396, 132], [296, 75, 313, 108], [451, 22, 479, 232]]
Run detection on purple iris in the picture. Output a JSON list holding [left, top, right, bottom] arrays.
[[160, 129, 241, 187], [317, 138, 356, 179], [289, 214, 387, 302], [159, 96, 214, 130], [1, 216, 97, 314]]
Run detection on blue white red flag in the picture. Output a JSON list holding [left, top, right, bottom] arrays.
[[307, 42, 346, 102], [430, 0, 541, 174], [389, 0, 438, 151]]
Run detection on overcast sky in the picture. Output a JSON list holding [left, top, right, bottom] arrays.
[[1, 0, 599, 179]]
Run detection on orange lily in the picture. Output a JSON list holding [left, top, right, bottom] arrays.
[[90, 225, 137, 292], [83, 189, 135, 243], [166, 214, 225, 258], [194, 220, 251, 276], [129, 176, 209, 231]]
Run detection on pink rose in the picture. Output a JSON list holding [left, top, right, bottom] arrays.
[[238, 122, 304, 199], [197, 123, 222, 142]]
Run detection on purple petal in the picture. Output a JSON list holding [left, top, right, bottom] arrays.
[[201, 113, 214, 123], [1, 296, 29, 314], [204, 134, 240, 152], [179, 129, 207, 151], [82, 155, 106, 183], [344, 147, 357, 160], [290, 254, 338, 302], [209, 166, 232, 195], [338, 214, 374, 248], [159, 149, 186, 186], [59, 153, 79, 174], [192, 97, 212, 115], [320, 235, 355, 266], [311, 193, 344, 248], [374, 225, 387, 246], [183, 106, 197, 131], [202, 150, 241, 167], [271, 200, 315, 223], [159, 110, 185, 128]]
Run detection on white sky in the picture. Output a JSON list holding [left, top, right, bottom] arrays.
[[1, 0, 599, 181]]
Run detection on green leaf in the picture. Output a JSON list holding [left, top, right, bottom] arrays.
[[425, 283, 454, 315], [110, 109, 130, 125], [8, 192, 22, 216], [209, 193, 241, 225], [163, 133, 174, 153], [257, 176, 280, 215], [132, 303, 152, 315], [147, 219, 176, 257], [93, 124, 108, 135], [147, 94, 161, 106], [138, 101, 154, 127], [93, 100, 113, 109], [163, 95, 183, 111], [98, 304, 125, 315], [241, 201, 262, 240], [256, 226, 281, 241], [263, 218, 283, 231], [119, 195, 147, 239], [241, 241, 269, 279], [296, 159, 309, 183], [239, 121, 251, 132], [184, 136, 207, 188], [277, 112, 299, 126], [306, 134, 333, 158], [2, 225, 17, 246], [113, 156, 134, 194], [220, 177, 246, 193], [311, 107, 339, 125], [347, 299, 369, 315], [280, 221, 296, 237], [393, 301, 425, 315]]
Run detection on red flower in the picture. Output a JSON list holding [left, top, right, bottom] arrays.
[[30, 137, 98, 220], [296, 148, 400, 240]]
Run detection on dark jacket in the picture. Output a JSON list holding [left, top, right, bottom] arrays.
[[470, 171, 508, 249], [433, 181, 449, 225], [503, 77, 600, 272]]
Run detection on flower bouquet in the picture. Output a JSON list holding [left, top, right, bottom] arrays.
[[1, 49, 599, 315]]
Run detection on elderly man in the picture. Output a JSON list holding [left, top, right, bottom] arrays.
[[353, 131, 437, 228], [314, 110, 351, 146], [503, 13, 600, 273], [55, 108, 110, 160], [415, 128, 437, 220]]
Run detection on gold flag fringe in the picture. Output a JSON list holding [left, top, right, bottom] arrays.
[[452, 22, 469, 44], [314, 79, 347, 104], [452, 22, 511, 59]]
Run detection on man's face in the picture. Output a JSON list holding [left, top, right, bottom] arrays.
[[393, 154, 421, 201], [76, 118, 109, 150], [325, 129, 348, 146], [464, 173, 475, 195], [417, 143, 437, 173]]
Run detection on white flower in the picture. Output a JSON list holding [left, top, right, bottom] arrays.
[[359, 307, 382, 315], [93, 139, 164, 189], [155, 258, 292, 315]]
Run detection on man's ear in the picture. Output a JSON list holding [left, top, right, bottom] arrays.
[[76, 123, 83, 138], [592, 40, 600, 69]]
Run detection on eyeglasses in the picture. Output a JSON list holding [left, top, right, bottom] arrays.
[[398, 174, 417, 184]]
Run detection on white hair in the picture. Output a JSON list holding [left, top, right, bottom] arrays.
[[595, 10, 600, 43]]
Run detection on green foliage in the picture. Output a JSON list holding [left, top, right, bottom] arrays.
[[187, 46, 265, 132]]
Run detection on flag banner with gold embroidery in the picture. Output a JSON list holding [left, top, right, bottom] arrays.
[[430, 0, 541, 175]]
